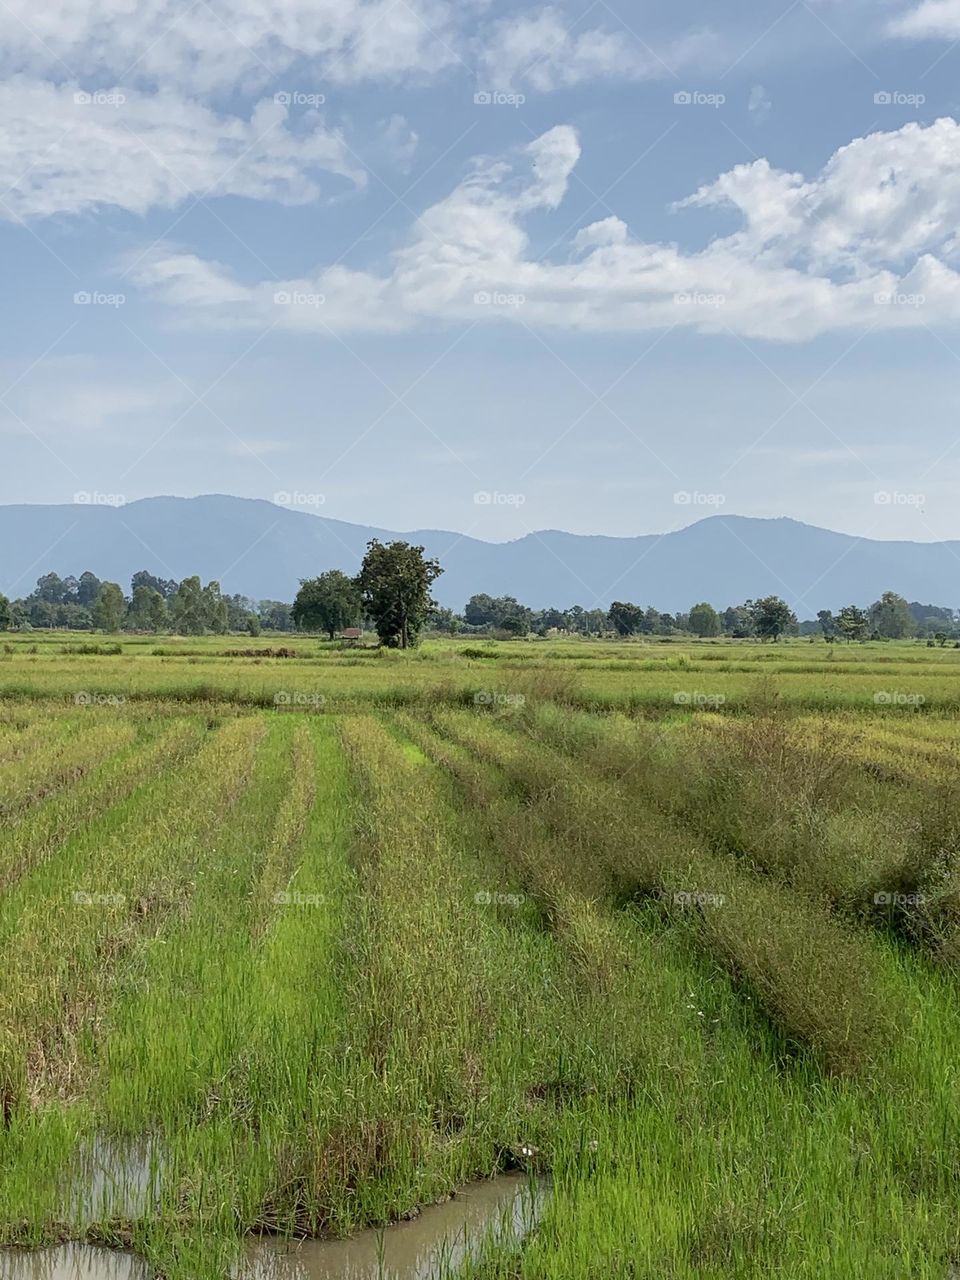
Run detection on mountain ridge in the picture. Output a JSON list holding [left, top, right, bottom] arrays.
[[1, 497, 956, 614]]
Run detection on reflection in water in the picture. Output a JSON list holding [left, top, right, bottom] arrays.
[[240, 1175, 546, 1280], [0, 1176, 544, 1280], [0, 1243, 151, 1280], [63, 1137, 162, 1223]]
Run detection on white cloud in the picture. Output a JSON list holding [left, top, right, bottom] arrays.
[[0, 4, 717, 226], [0, 0, 465, 93], [129, 118, 960, 342], [888, 0, 960, 37], [0, 78, 364, 220], [678, 118, 960, 273], [477, 7, 713, 91], [0, 0, 693, 95]]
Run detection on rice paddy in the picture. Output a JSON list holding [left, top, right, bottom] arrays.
[[2, 631, 960, 1277]]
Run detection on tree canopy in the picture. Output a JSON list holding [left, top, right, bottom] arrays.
[[292, 570, 361, 639], [357, 540, 443, 649], [688, 601, 721, 638]]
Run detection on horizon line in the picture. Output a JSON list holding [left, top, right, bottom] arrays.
[[1, 494, 951, 549]]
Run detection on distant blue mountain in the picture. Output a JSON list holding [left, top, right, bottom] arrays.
[[1, 495, 957, 614]]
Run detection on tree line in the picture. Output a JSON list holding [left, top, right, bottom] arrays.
[[0, 541, 445, 646], [435, 589, 960, 642], [0, 570, 291, 635], [2, 552, 956, 645]]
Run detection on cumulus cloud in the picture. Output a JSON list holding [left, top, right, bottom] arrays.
[[888, 0, 960, 37], [128, 118, 960, 341], [677, 118, 960, 273], [0, 78, 363, 219]]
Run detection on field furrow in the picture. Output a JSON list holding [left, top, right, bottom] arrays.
[[1, 635, 960, 1278]]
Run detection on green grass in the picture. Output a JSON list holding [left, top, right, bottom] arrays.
[[2, 634, 960, 1276]]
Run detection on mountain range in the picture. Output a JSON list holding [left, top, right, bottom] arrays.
[[2, 496, 957, 615]]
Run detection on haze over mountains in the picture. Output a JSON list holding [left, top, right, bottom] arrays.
[[2, 495, 958, 616]]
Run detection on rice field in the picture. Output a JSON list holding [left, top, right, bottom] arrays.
[[2, 632, 960, 1277]]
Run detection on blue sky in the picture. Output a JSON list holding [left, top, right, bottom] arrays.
[[3, 0, 960, 543]]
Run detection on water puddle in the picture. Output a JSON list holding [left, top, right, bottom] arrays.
[[63, 1137, 162, 1223], [0, 1176, 544, 1280], [0, 1243, 151, 1280], [239, 1175, 546, 1279]]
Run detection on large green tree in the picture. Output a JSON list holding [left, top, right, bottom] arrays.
[[201, 581, 229, 634], [357, 540, 442, 649], [77, 571, 102, 606], [127, 584, 166, 631], [688, 601, 721, 638], [292, 570, 361, 639], [868, 591, 915, 639], [837, 604, 868, 642], [464, 594, 498, 627], [748, 596, 797, 642], [92, 581, 125, 631], [464, 594, 532, 632], [170, 576, 206, 635], [609, 601, 644, 636]]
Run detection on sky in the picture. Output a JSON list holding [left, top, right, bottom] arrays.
[[3, 0, 960, 544]]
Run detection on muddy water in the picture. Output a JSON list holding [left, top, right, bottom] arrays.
[[0, 1175, 544, 1280], [0, 1243, 151, 1280], [240, 1175, 546, 1279]]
